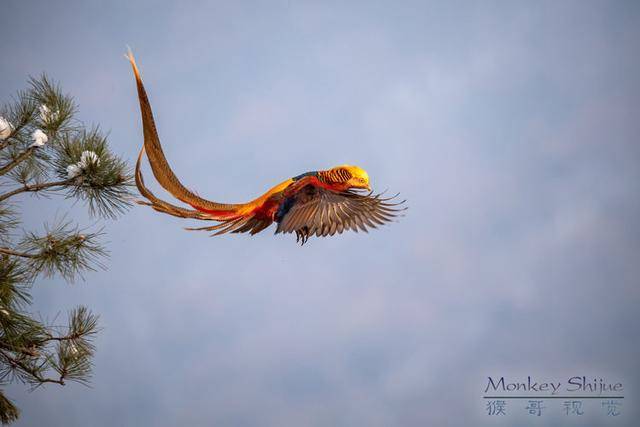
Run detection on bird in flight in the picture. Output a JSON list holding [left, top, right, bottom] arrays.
[[126, 51, 406, 244]]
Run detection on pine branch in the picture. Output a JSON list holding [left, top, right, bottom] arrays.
[[0, 178, 73, 203], [0, 74, 125, 423], [0, 205, 19, 244], [39, 308, 99, 345], [0, 257, 33, 307], [53, 128, 133, 218], [0, 248, 36, 259], [0, 130, 21, 151], [0, 349, 64, 385], [0, 139, 13, 152], [0, 342, 38, 358], [0, 91, 36, 153], [19, 221, 107, 282], [0, 147, 37, 176], [0, 142, 9, 151], [0, 391, 19, 425], [27, 75, 75, 136]]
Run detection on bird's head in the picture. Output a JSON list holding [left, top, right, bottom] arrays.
[[336, 164, 370, 191]]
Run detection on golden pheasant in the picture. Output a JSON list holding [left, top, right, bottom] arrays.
[[127, 51, 406, 244]]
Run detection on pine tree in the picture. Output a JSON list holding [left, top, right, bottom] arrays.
[[0, 75, 132, 424]]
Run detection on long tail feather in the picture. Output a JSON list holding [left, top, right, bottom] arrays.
[[134, 146, 216, 220], [126, 49, 244, 217]]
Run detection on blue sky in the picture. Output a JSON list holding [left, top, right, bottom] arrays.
[[1, 1, 639, 425]]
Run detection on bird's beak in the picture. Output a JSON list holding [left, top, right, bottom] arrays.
[[366, 184, 371, 191]]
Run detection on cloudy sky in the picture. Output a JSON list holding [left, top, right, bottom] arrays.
[[1, 1, 639, 425]]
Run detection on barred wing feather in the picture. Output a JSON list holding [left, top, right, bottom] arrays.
[[276, 185, 406, 244]]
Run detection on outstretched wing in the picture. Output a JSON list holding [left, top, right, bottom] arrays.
[[275, 185, 406, 244]]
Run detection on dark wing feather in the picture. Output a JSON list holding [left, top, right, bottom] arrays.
[[275, 185, 406, 244], [185, 214, 272, 236]]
